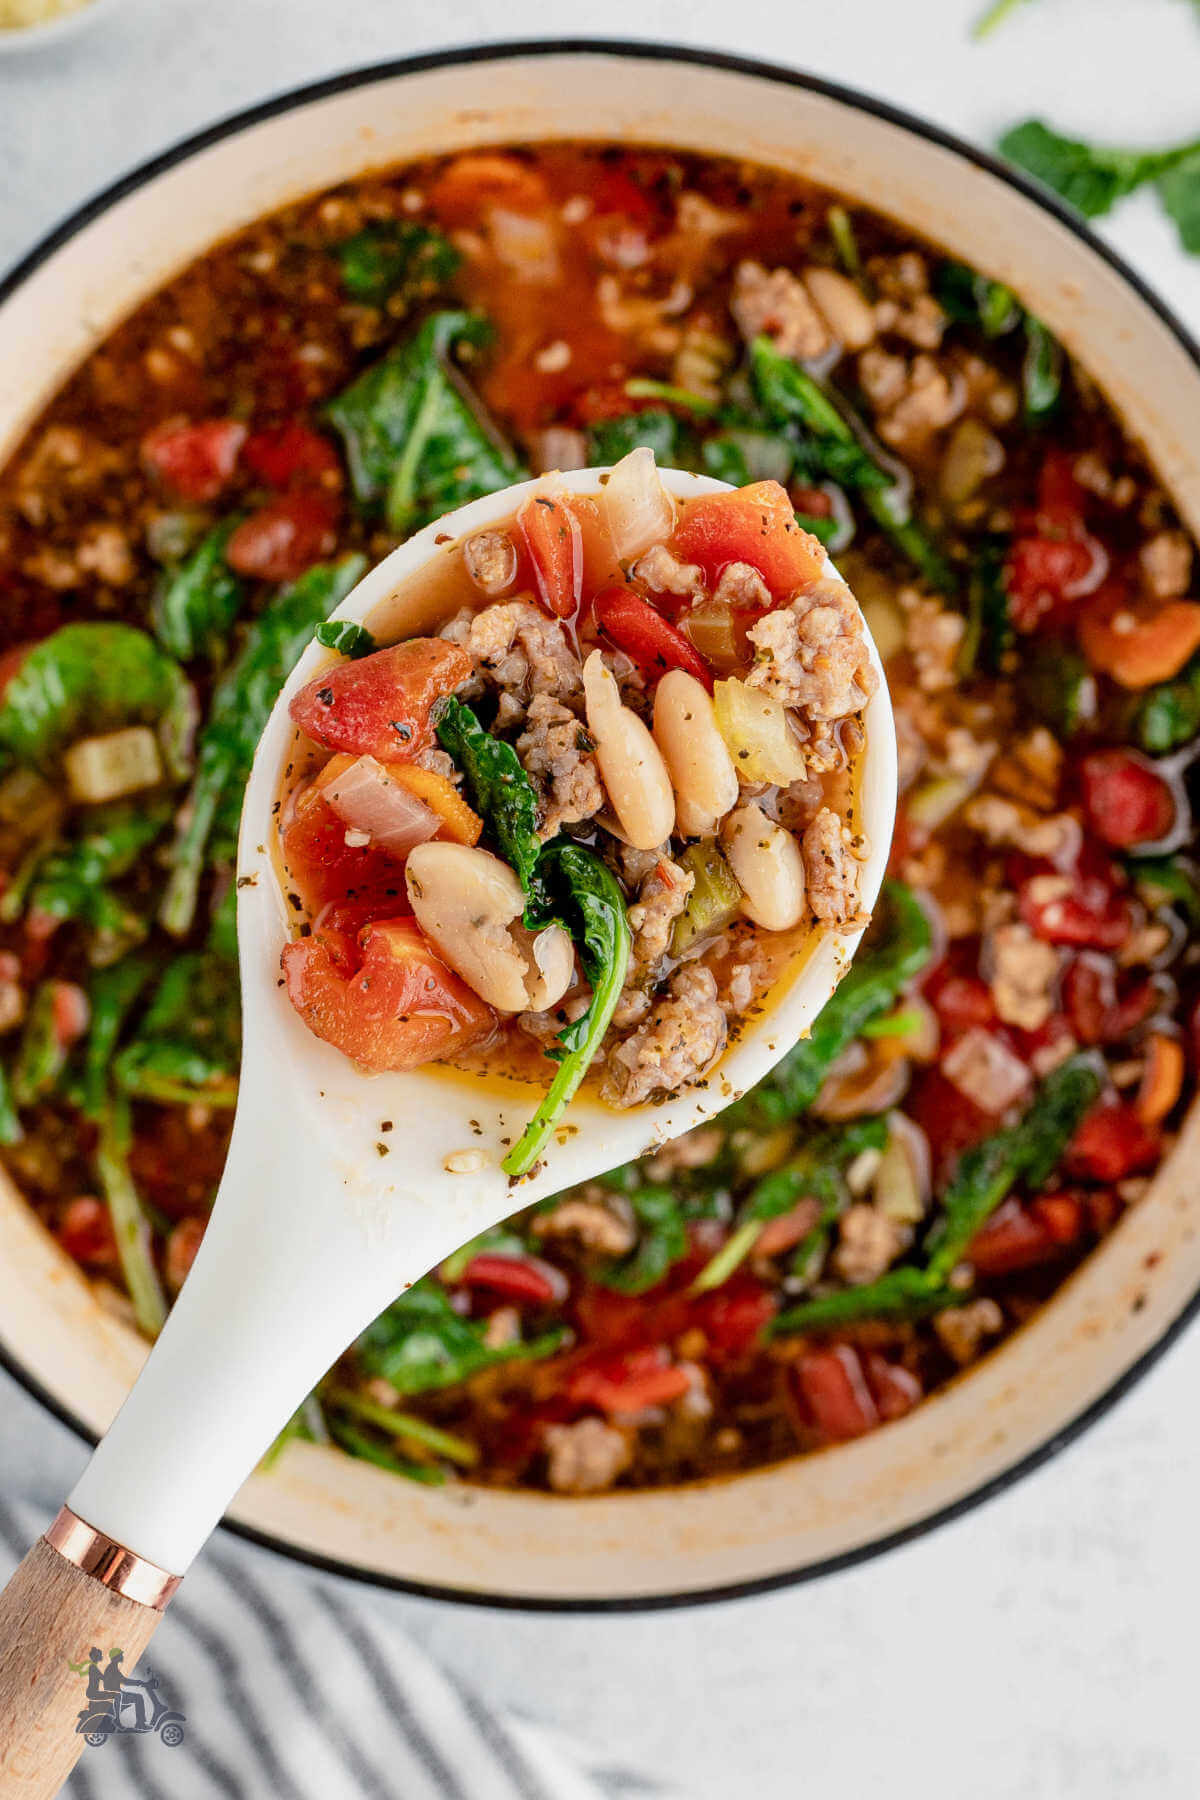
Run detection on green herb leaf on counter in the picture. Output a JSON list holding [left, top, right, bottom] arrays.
[[998, 119, 1200, 257], [153, 520, 244, 664], [325, 310, 526, 533], [336, 221, 461, 308], [161, 554, 367, 937]]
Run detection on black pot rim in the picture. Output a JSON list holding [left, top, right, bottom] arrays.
[[3, 36, 1198, 1614]]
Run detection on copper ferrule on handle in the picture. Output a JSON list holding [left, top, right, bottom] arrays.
[[43, 1507, 181, 1610]]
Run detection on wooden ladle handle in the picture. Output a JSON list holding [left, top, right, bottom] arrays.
[[0, 1515, 176, 1798]]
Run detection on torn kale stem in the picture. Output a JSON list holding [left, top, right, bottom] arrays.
[[322, 1386, 478, 1466], [772, 1266, 960, 1335], [502, 845, 631, 1181], [96, 1091, 167, 1338]]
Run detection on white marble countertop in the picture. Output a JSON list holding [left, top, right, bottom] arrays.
[[3, 3, 1200, 1795]]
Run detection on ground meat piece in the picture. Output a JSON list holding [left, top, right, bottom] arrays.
[[859, 350, 964, 453], [644, 1123, 725, 1178], [533, 1197, 637, 1257], [898, 589, 965, 693], [544, 1417, 633, 1494], [986, 921, 1061, 1031], [775, 774, 825, 834], [519, 992, 591, 1044], [441, 599, 582, 724], [602, 965, 727, 1108], [1139, 529, 1192, 600], [802, 808, 863, 926], [76, 523, 135, 586], [462, 529, 518, 596], [713, 561, 772, 610], [516, 693, 603, 838], [23, 545, 78, 589], [965, 794, 1081, 868], [611, 856, 696, 1029], [934, 1297, 1004, 1366], [832, 1203, 908, 1285], [867, 251, 946, 349], [16, 425, 121, 527], [942, 1025, 1031, 1112], [730, 260, 831, 361], [746, 581, 876, 721], [412, 746, 462, 784], [633, 543, 704, 599], [858, 347, 908, 411]]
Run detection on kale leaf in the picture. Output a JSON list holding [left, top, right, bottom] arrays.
[[357, 1280, 564, 1395], [336, 221, 460, 308], [153, 519, 244, 663], [114, 952, 241, 1106]]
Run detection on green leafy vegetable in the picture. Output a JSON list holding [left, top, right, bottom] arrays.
[[1131, 854, 1200, 927], [1136, 654, 1200, 753], [357, 1280, 564, 1395], [504, 844, 632, 1180], [325, 310, 525, 534], [772, 1266, 961, 1335], [324, 1418, 446, 1483], [323, 1385, 477, 1466], [1022, 316, 1063, 420], [827, 204, 861, 276], [11, 982, 69, 1108], [599, 1185, 688, 1294], [161, 555, 366, 936], [923, 1053, 1103, 1281], [336, 221, 461, 307], [435, 695, 545, 904], [935, 262, 1021, 338], [623, 377, 721, 416], [960, 540, 1012, 677], [114, 953, 240, 1106], [587, 409, 686, 467], [95, 1090, 167, 1337], [0, 1066, 21, 1146], [700, 426, 794, 488], [1018, 642, 1096, 736], [733, 881, 933, 1128], [153, 520, 244, 663], [999, 119, 1200, 256], [28, 800, 172, 966], [0, 623, 193, 780], [313, 619, 379, 660], [76, 954, 157, 1120]]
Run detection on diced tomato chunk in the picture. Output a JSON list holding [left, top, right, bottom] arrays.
[[566, 1345, 692, 1414], [242, 421, 341, 489], [908, 1067, 997, 1180], [428, 152, 548, 224], [226, 491, 339, 583], [282, 916, 494, 1073], [593, 586, 713, 690], [669, 481, 825, 601], [457, 1253, 561, 1306], [692, 1276, 776, 1361], [280, 786, 408, 916], [1080, 750, 1177, 849], [967, 1196, 1058, 1275], [1032, 1192, 1085, 1245], [56, 1196, 118, 1271], [1078, 584, 1200, 689], [1065, 1098, 1159, 1182], [862, 1352, 923, 1422], [289, 638, 472, 761], [925, 965, 996, 1039], [793, 1345, 879, 1441], [141, 417, 246, 502], [573, 1280, 693, 1351], [518, 492, 584, 619], [1007, 535, 1097, 631], [1062, 954, 1159, 1047], [1017, 854, 1131, 950]]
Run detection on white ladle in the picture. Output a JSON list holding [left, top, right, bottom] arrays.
[[0, 469, 895, 1794]]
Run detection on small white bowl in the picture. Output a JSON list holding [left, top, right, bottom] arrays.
[[0, 0, 125, 54]]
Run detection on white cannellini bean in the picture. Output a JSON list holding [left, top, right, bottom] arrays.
[[652, 670, 739, 837], [802, 267, 877, 352], [582, 651, 675, 850], [722, 803, 808, 931], [405, 843, 574, 1013]]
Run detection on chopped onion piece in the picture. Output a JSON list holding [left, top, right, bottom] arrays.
[[321, 754, 439, 855], [601, 447, 677, 559], [712, 677, 808, 786], [488, 208, 561, 284], [64, 726, 163, 804]]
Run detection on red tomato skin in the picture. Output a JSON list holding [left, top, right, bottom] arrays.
[[593, 586, 714, 690], [280, 788, 408, 917], [56, 1196, 119, 1271], [226, 491, 339, 583], [908, 1067, 997, 1182], [282, 917, 494, 1072], [1062, 954, 1159, 1047], [141, 417, 246, 502], [794, 1346, 879, 1441], [457, 1254, 560, 1306], [518, 493, 584, 619], [242, 422, 341, 489], [669, 481, 825, 601], [1006, 536, 1096, 631], [289, 638, 472, 761], [566, 1345, 692, 1414], [925, 966, 996, 1039], [1065, 1099, 1160, 1182], [692, 1276, 776, 1362], [863, 1353, 923, 1422], [1079, 750, 1177, 849], [1016, 855, 1132, 951], [967, 1196, 1057, 1275]]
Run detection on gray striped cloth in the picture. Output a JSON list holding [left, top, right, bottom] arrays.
[[0, 1498, 680, 1800]]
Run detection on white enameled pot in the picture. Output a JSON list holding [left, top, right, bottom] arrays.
[[2, 43, 1199, 1608]]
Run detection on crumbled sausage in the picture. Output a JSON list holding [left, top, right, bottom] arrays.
[[832, 1203, 907, 1285], [1139, 530, 1192, 600], [899, 589, 966, 693], [462, 529, 518, 595], [533, 1197, 637, 1257], [602, 965, 727, 1108], [611, 855, 696, 1029], [746, 581, 877, 721], [934, 1297, 1004, 1366], [986, 921, 1061, 1031], [965, 794, 1081, 868], [440, 600, 582, 726], [730, 260, 831, 361], [713, 561, 772, 610], [516, 693, 604, 838], [633, 543, 704, 599], [775, 774, 825, 834], [859, 350, 964, 453], [76, 523, 135, 586], [867, 252, 946, 349], [544, 1417, 633, 1494], [801, 808, 864, 926]]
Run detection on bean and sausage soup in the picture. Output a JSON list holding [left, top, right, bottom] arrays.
[[1, 144, 1196, 1493]]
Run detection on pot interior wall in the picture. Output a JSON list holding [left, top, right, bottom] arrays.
[[1, 49, 1198, 1602]]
